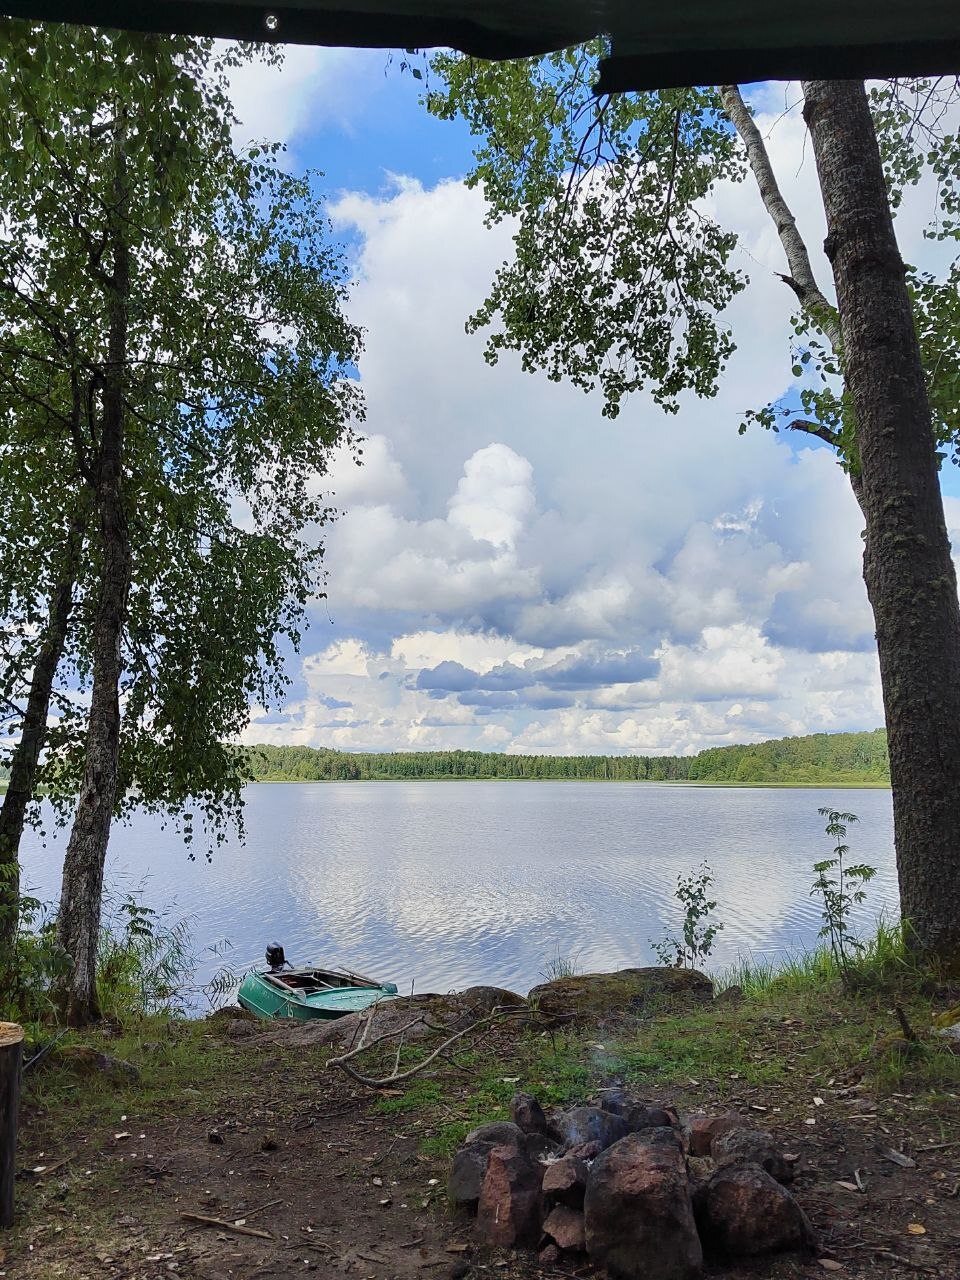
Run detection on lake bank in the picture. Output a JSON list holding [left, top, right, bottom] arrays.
[[249, 776, 893, 787]]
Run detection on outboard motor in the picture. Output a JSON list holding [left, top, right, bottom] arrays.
[[265, 942, 286, 972]]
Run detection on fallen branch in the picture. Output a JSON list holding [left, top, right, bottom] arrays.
[[179, 1211, 273, 1240], [242, 1197, 283, 1220], [327, 1006, 521, 1089]]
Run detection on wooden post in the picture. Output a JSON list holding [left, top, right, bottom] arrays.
[[0, 1022, 23, 1228]]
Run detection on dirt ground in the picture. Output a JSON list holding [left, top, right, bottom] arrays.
[[4, 996, 960, 1280]]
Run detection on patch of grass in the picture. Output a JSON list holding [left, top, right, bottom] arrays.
[[717, 918, 926, 999], [22, 1014, 236, 1144], [375, 1078, 445, 1114], [539, 946, 582, 981], [403, 1029, 594, 1159], [606, 1005, 790, 1091]]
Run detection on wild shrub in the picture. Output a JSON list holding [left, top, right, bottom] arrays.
[[811, 807, 877, 981], [652, 862, 724, 969], [2, 886, 198, 1027]]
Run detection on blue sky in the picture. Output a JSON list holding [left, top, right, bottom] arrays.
[[226, 53, 960, 756]]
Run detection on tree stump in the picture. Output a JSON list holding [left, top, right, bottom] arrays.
[[0, 1022, 23, 1229]]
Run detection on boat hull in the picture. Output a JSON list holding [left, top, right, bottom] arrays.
[[237, 971, 397, 1021]]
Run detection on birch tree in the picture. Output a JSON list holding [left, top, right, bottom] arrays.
[[0, 24, 362, 1021]]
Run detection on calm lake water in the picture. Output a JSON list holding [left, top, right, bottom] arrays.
[[19, 782, 898, 1004]]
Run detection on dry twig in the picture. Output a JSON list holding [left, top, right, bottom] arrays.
[[327, 1006, 522, 1089]]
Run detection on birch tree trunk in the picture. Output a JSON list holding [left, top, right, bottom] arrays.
[[802, 79, 960, 973], [0, 533, 80, 968], [55, 140, 132, 1026]]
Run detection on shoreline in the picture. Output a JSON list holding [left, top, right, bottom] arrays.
[[245, 776, 892, 789]]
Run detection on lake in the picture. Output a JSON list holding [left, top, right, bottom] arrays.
[[19, 782, 898, 1005]]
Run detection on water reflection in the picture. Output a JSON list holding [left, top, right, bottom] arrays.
[[19, 782, 897, 1002]]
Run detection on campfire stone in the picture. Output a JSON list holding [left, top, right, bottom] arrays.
[[711, 1128, 795, 1183], [451, 1121, 527, 1209], [684, 1111, 744, 1158], [542, 1205, 586, 1252], [695, 1164, 814, 1257], [554, 1105, 629, 1152], [511, 1091, 549, 1135], [542, 1153, 589, 1206], [466, 1120, 526, 1148], [476, 1144, 544, 1248], [449, 1141, 497, 1208], [599, 1090, 675, 1132], [584, 1128, 703, 1280]]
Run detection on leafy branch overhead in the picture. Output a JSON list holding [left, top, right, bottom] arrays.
[[429, 51, 746, 416], [0, 25, 364, 846], [427, 57, 960, 465]]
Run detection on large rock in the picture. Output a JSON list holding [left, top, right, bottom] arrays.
[[511, 1092, 549, 1135], [451, 1122, 527, 1209], [695, 1165, 815, 1257], [542, 1205, 586, 1252], [584, 1129, 703, 1280], [554, 1105, 629, 1152], [683, 1111, 745, 1158], [476, 1144, 544, 1248], [264, 987, 525, 1050], [542, 1153, 589, 1207], [528, 968, 713, 1023], [457, 986, 527, 1017], [465, 1120, 526, 1148], [599, 1090, 676, 1133], [711, 1128, 795, 1184]]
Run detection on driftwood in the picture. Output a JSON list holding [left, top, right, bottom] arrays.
[[327, 1003, 521, 1089], [0, 1022, 24, 1229]]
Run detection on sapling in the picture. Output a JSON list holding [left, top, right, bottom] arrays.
[[652, 862, 724, 968], [811, 808, 876, 980]]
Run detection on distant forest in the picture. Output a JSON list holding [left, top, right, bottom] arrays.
[[243, 729, 890, 785]]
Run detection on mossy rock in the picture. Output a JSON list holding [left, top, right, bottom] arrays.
[[527, 968, 713, 1023], [54, 1044, 140, 1082], [205, 1004, 257, 1025]]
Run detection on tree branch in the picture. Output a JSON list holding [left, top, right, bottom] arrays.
[[720, 85, 842, 351], [327, 1005, 520, 1090], [787, 419, 864, 510], [785, 417, 839, 447]]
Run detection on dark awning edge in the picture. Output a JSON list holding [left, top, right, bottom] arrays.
[[596, 41, 960, 94], [3, 1, 959, 89], [0, 0, 595, 58]]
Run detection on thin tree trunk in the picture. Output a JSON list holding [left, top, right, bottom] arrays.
[[55, 137, 132, 1027], [802, 79, 960, 973], [720, 84, 842, 351], [0, 529, 81, 968], [719, 85, 865, 513]]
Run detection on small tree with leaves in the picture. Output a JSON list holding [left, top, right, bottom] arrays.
[[652, 862, 724, 969], [811, 808, 876, 978]]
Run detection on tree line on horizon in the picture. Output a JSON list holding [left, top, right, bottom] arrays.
[[243, 729, 890, 786]]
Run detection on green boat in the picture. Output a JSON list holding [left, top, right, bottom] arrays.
[[237, 944, 399, 1021]]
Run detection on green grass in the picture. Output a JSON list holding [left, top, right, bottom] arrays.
[[20, 1014, 238, 1158], [717, 918, 926, 998]]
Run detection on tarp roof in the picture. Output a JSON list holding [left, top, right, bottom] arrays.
[[2, 0, 959, 89]]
